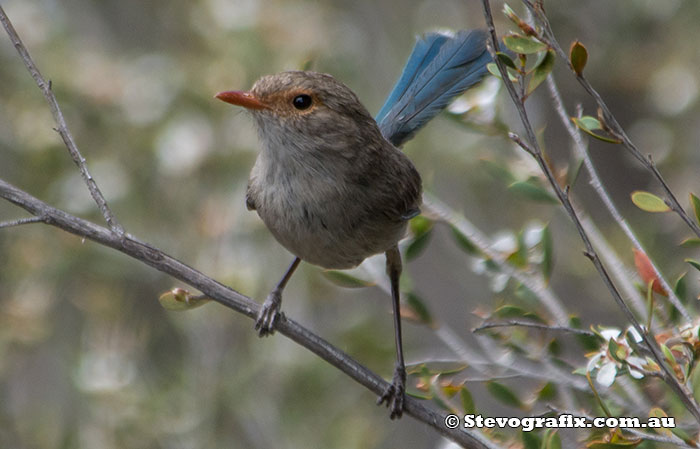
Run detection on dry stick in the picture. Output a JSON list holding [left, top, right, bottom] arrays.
[[545, 60, 691, 324], [0, 179, 494, 449], [479, 0, 700, 424], [0, 5, 123, 236], [522, 0, 700, 241]]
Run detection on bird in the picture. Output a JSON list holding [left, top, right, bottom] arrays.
[[215, 29, 491, 419]]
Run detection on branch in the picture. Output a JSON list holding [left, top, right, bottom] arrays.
[[0, 178, 493, 449], [479, 0, 700, 424], [0, 5, 123, 236]]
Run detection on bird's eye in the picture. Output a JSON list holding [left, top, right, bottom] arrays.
[[292, 94, 312, 110]]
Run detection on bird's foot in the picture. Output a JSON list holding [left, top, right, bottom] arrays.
[[377, 364, 406, 419], [254, 289, 283, 337]]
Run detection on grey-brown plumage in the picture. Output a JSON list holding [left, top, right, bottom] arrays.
[[246, 72, 421, 269], [216, 71, 422, 419]]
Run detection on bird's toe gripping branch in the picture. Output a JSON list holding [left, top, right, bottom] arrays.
[[377, 363, 406, 419]]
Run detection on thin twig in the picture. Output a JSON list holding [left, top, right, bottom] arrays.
[[0, 216, 44, 229], [0, 5, 124, 236], [0, 178, 493, 449], [474, 320, 596, 336], [545, 70, 691, 323], [522, 2, 700, 241], [479, 0, 700, 424]]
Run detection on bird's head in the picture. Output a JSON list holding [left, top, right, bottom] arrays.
[[216, 71, 382, 156]]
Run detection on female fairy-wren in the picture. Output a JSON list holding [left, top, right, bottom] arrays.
[[216, 29, 490, 419]]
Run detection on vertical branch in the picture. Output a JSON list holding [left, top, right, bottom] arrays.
[[0, 5, 124, 236], [479, 0, 700, 424]]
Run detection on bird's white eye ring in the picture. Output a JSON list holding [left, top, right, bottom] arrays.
[[292, 94, 313, 110]]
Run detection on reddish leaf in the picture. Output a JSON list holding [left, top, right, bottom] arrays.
[[633, 249, 666, 296]]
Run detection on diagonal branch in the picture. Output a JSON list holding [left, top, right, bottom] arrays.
[[0, 5, 123, 236], [0, 178, 493, 449]]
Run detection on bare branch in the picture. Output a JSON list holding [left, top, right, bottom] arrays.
[[0, 5, 123, 236], [0, 177, 493, 449]]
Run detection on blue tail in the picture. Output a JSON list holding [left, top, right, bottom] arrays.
[[376, 29, 492, 147]]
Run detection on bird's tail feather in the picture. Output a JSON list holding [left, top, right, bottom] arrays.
[[376, 29, 492, 147]]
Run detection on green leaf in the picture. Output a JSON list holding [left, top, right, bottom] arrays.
[[322, 270, 375, 288], [450, 225, 480, 255], [158, 288, 210, 311], [503, 33, 547, 54], [460, 386, 476, 414], [486, 381, 524, 408], [571, 116, 622, 143], [674, 272, 688, 303], [569, 40, 588, 75], [404, 229, 432, 260], [521, 430, 541, 449], [680, 238, 700, 248], [506, 230, 528, 268], [631, 191, 671, 213], [487, 62, 518, 81], [685, 258, 700, 272], [405, 292, 433, 325], [508, 179, 559, 204], [690, 193, 700, 225], [527, 50, 555, 95], [543, 430, 562, 449], [660, 343, 676, 366], [541, 223, 554, 282], [496, 51, 517, 69], [537, 381, 557, 401]]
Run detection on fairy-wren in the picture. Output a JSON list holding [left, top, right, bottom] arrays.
[[216, 29, 491, 419]]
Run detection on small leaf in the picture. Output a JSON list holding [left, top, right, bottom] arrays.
[[674, 272, 688, 303], [508, 179, 559, 204], [503, 33, 547, 54], [632, 249, 666, 295], [630, 191, 670, 213], [496, 52, 517, 69], [537, 381, 557, 401], [660, 343, 676, 366], [680, 238, 700, 248], [487, 62, 518, 81], [522, 431, 542, 449], [405, 218, 432, 261], [405, 292, 433, 325], [460, 386, 476, 414], [541, 223, 554, 282], [527, 50, 555, 95], [571, 116, 622, 143], [690, 193, 700, 225], [486, 381, 524, 408], [322, 270, 374, 288], [569, 40, 588, 75], [450, 225, 480, 255], [685, 258, 700, 272], [543, 430, 562, 449], [158, 288, 210, 311]]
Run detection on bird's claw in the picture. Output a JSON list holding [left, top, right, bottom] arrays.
[[255, 289, 283, 337], [377, 365, 406, 419]]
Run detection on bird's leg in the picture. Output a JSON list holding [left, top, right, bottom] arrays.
[[255, 257, 301, 337], [377, 245, 406, 419]]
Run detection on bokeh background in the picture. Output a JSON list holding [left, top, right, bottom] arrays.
[[1, 0, 700, 447]]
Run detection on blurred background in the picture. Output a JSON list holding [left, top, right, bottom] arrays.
[[1, 0, 700, 447]]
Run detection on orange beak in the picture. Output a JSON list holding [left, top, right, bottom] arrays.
[[215, 90, 268, 110]]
